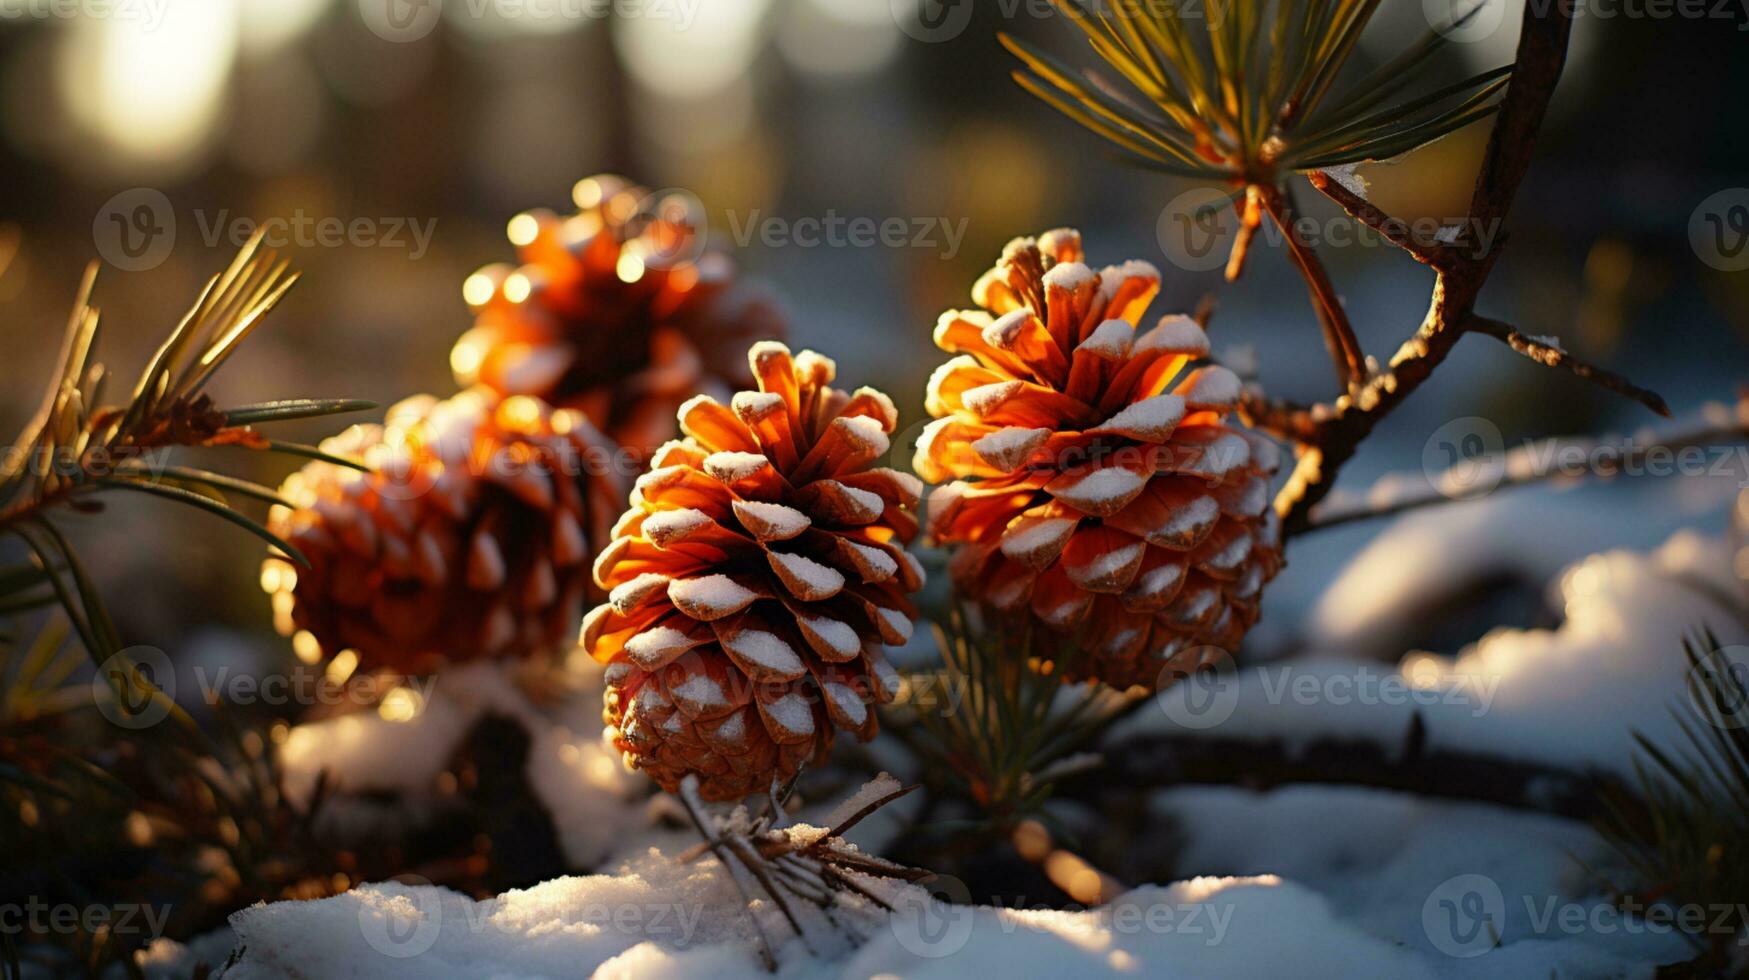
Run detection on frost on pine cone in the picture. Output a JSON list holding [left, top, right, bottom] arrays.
[[915, 230, 1283, 690], [583, 342, 924, 800], [452, 174, 786, 458], [264, 389, 624, 676]]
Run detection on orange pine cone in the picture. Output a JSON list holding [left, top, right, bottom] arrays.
[[916, 229, 1283, 690], [583, 342, 924, 800], [264, 389, 625, 676], [452, 175, 786, 458]]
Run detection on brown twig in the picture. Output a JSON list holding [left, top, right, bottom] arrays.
[[1306, 171, 1450, 268], [1257, 184, 1367, 391], [1272, 1, 1583, 539], [1238, 387, 1322, 444], [1302, 396, 1749, 532], [1467, 315, 1671, 417]]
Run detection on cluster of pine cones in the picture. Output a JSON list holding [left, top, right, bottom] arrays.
[[264, 178, 1282, 800]]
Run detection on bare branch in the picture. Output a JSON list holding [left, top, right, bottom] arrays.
[[1307, 170, 1449, 268], [1303, 397, 1749, 532], [1272, 0, 1580, 539], [1468, 315, 1671, 417], [1258, 185, 1367, 391], [1238, 387, 1322, 444]]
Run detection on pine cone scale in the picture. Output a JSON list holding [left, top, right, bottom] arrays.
[[919, 230, 1283, 690]]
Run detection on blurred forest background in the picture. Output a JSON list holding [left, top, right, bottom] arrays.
[[0, 0, 1744, 673]]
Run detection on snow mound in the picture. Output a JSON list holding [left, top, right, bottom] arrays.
[[1154, 785, 1692, 978], [847, 877, 1433, 980], [1122, 529, 1747, 777], [224, 852, 758, 979], [222, 861, 1431, 979]]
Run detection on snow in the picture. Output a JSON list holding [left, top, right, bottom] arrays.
[[627, 626, 701, 668], [971, 426, 1049, 471], [1152, 785, 1692, 976], [1177, 366, 1241, 409], [770, 551, 846, 598], [1041, 260, 1097, 292], [724, 629, 805, 677], [732, 390, 785, 420], [1049, 463, 1146, 514], [1137, 315, 1209, 356], [799, 613, 862, 658], [1090, 394, 1185, 441], [1122, 529, 1747, 779], [844, 539, 898, 581], [960, 381, 1024, 420], [1320, 164, 1370, 198], [999, 514, 1078, 563], [1077, 319, 1135, 358], [221, 482, 1746, 978], [822, 679, 869, 728], [822, 482, 885, 522], [705, 451, 772, 484], [1303, 483, 1737, 661], [760, 691, 816, 738], [874, 604, 915, 643], [832, 415, 891, 457], [223, 851, 759, 979], [220, 862, 1447, 979], [645, 508, 715, 543], [668, 575, 759, 620], [732, 500, 811, 540]]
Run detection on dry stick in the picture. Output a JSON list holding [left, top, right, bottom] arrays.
[[1467, 315, 1671, 416], [1268, 1, 1584, 539], [1303, 397, 1749, 532], [1257, 185, 1367, 390]]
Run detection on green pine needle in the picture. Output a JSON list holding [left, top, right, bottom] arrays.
[[1005, 0, 1512, 184]]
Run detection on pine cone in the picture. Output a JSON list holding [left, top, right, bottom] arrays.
[[452, 175, 786, 458], [915, 229, 1283, 690], [583, 342, 924, 800], [263, 389, 625, 676]]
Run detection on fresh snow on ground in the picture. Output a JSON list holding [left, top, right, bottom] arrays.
[[213, 785, 1693, 978], [214, 522, 1742, 979], [1126, 529, 1746, 778], [1154, 785, 1692, 978]]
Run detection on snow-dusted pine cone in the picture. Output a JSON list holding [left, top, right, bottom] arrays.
[[915, 229, 1283, 690], [452, 174, 786, 458], [263, 389, 625, 676], [583, 342, 924, 800]]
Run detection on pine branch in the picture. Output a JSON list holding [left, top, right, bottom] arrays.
[[1268, 0, 1589, 538], [0, 232, 371, 657]]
